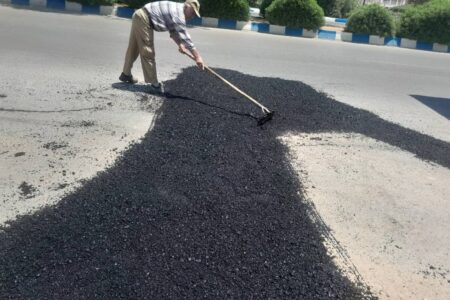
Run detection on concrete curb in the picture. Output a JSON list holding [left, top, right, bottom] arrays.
[[324, 16, 347, 28], [3, 0, 116, 15], [2, 0, 449, 54]]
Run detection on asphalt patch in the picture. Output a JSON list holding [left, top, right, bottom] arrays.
[[1, 67, 449, 299], [43, 142, 68, 151], [55, 183, 69, 190], [61, 120, 96, 128], [18, 182, 36, 198]]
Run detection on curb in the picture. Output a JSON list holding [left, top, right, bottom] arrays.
[[2, 0, 449, 54], [195, 18, 448, 53], [2, 0, 115, 15], [324, 17, 347, 28]]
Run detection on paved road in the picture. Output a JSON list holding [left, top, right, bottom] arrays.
[[1, 6, 449, 141], [1, 6, 449, 299]]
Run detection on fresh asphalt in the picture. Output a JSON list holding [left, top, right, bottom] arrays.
[[2, 66, 450, 298]]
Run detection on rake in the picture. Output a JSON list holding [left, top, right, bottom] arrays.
[[183, 52, 274, 126]]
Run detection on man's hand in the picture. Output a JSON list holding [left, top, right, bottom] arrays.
[[178, 43, 188, 54], [180, 47, 205, 71], [195, 56, 205, 70]]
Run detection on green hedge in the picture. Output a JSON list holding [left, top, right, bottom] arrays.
[[118, 0, 183, 10], [119, 0, 144, 10], [68, 0, 115, 6], [260, 0, 275, 17], [345, 4, 395, 36], [317, 0, 335, 16], [331, 0, 359, 18], [247, 0, 260, 6], [408, 0, 432, 4], [200, 0, 250, 21], [398, 0, 450, 44], [266, 0, 325, 30]]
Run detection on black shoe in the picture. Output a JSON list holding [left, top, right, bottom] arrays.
[[148, 82, 165, 95], [119, 72, 138, 84]]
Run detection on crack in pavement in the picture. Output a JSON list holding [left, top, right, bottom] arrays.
[[0, 107, 101, 113]]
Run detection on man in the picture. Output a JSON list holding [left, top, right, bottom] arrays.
[[120, 0, 204, 94]]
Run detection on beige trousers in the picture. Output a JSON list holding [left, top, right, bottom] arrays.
[[122, 9, 158, 84]]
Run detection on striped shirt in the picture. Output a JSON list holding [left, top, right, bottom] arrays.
[[144, 1, 195, 50]]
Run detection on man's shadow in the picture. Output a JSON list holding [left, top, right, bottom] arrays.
[[1, 67, 449, 299], [111, 81, 259, 121]]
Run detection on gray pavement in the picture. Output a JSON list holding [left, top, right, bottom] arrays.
[[1, 6, 449, 141]]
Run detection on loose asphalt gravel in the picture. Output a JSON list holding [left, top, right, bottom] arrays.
[[1, 67, 449, 299]]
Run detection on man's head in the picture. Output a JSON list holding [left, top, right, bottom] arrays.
[[184, 0, 201, 20]]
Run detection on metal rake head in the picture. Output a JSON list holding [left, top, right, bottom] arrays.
[[257, 111, 274, 126]]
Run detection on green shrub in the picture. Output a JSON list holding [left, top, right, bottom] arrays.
[[398, 0, 450, 44], [117, 0, 139, 10], [200, 0, 250, 21], [408, 0, 432, 4], [119, 0, 183, 10], [266, 0, 325, 30], [69, 0, 115, 6], [331, 0, 359, 18], [260, 0, 275, 17], [247, 0, 260, 6], [389, 4, 413, 15], [389, 4, 411, 32], [317, 0, 335, 16], [345, 4, 395, 36]]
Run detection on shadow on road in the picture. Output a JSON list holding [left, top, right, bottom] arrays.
[[411, 94, 450, 120], [1, 67, 449, 299], [111, 82, 258, 121]]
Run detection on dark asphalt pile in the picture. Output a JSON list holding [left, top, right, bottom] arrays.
[[1, 68, 449, 299]]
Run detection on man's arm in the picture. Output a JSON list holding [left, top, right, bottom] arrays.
[[170, 31, 204, 70], [190, 49, 204, 70]]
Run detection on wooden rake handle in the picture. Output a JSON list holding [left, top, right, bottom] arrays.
[[183, 52, 271, 114]]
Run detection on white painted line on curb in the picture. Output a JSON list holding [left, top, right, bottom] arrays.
[[369, 35, 384, 46], [433, 43, 448, 53], [100, 5, 113, 15], [29, 0, 46, 8], [65, 1, 81, 13], [341, 32, 352, 42], [202, 17, 218, 28], [269, 25, 285, 35], [400, 38, 417, 49], [303, 29, 316, 38], [236, 21, 251, 31]]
